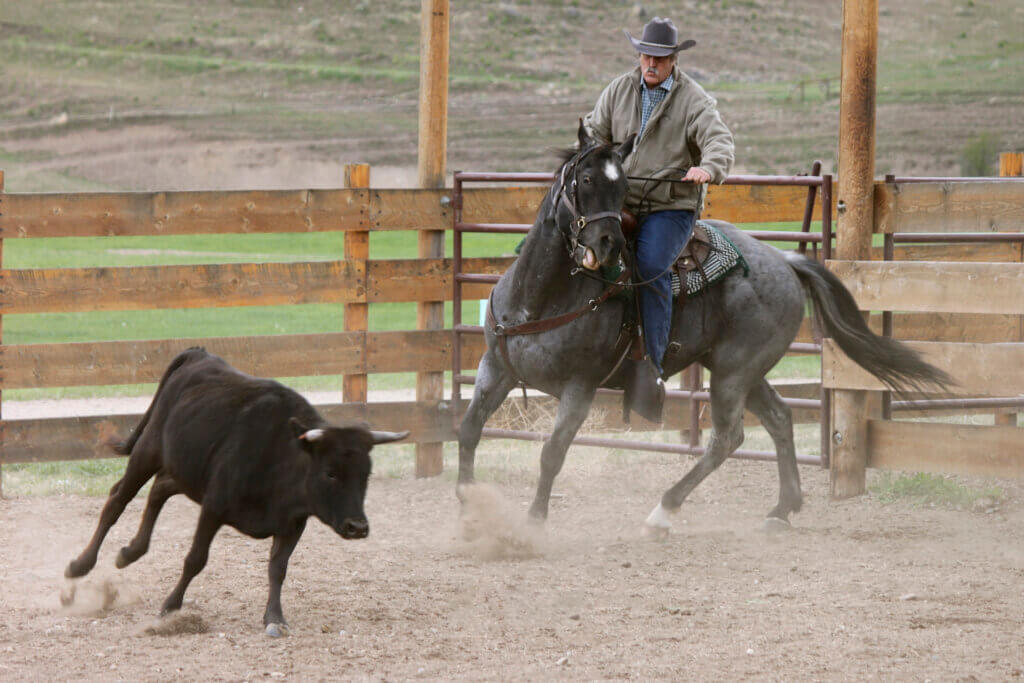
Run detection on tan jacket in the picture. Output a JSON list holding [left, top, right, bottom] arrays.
[[583, 65, 734, 215]]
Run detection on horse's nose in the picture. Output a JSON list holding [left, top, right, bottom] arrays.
[[601, 233, 623, 262]]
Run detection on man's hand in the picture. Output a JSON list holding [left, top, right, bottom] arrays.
[[683, 167, 712, 184]]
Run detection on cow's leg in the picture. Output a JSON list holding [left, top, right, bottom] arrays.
[[65, 453, 160, 578], [457, 350, 516, 486], [160, 508, 221, 616], [263, 519, 307, 638], [644, 373, 747, 535], [745, 378, 802, 525], [116, 472, 179, 569], [528, 382, 595, 521]]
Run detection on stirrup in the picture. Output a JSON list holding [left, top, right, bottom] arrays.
[[623, 357, 666, 424]]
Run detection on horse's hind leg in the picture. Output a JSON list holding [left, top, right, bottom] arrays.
[[65, 444, 161, 578], [528, 382, 595, 521], [745, 378, 802, 524], [458, 351, 516, 486], [116, 472, 180, 569], [644, 373, 747, 534]]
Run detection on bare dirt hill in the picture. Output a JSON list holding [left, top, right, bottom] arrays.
[[1, 1, 1021, 191]]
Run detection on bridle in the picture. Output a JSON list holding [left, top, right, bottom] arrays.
[[556, 144, 626, 267], [485, 144, 636, 390]]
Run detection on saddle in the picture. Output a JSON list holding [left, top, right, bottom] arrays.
[[620, 210, 714, 310], [670, 221, 714, 309]]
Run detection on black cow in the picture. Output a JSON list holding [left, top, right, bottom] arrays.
[[65, 347, 408, 636]]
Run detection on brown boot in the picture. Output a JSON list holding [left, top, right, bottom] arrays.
[[622, 357, 665, 424]]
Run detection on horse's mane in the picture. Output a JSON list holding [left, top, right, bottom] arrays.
[[553, 142, 612, 173]]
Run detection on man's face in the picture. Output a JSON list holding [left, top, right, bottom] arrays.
[[640, 53, 674, 87]]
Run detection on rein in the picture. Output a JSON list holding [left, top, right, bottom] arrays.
[[486, 268, 633, 389]]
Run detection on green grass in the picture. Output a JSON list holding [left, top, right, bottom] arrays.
[[869, 471, 1004, 509], [2, 440, 421, 497]]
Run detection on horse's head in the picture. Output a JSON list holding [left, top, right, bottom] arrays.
[[555, 121, 636, 271]]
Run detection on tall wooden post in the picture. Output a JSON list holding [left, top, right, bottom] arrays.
[[343, 164, 370, 406], [996, 152, 1023, 426], [415, 0, 449, 477], [831, 0, 878, 498]]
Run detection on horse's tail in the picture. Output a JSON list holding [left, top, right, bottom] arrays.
[[785, 253, 954, 395], [108, 346, 207, 455]]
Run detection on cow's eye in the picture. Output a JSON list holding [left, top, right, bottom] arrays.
[[325, 471, 339, 482]]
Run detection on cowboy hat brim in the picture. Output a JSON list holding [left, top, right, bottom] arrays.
[[624, 30, 696, 57]]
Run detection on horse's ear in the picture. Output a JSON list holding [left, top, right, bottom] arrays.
[[616, 133, 637, 161], [577, 118, 592, 149]]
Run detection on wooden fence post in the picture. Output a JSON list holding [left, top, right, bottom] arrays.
[[415, 0, 449, 478], [1000, 152, 1023, 178], [831, 0, 878, 498], [343, 164, 370, 406], [997, 151, 1023, 426]]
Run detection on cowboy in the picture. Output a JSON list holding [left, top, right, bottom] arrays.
[[583, 16, 734, 421]]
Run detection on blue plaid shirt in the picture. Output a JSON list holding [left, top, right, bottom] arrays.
[[640, 74, 673, 134]]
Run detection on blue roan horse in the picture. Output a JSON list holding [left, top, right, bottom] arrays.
[[457, 122, 950, 534]]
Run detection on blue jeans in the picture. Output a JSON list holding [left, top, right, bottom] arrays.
[[635, 210, 695, 375]]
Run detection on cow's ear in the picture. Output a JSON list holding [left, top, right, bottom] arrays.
[[289, 417, 308, 439]]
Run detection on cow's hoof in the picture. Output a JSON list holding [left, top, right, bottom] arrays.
[[763, 516, 792, 534], [265, 623, 289, 638], [59, 582, 77, 607], [65, 559, 90, 579], [115, 548, 132, 569]]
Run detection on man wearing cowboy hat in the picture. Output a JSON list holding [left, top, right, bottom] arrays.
[[583, 16, 734, 422]]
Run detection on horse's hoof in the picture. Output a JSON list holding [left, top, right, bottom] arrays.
[[642, 502, 675, 540], [641, 523, 670, 541], [265, 623, 289, 638], [763, 516, 792, 534]]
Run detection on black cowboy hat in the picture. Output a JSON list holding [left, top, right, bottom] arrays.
[[624, 17, 696, 57]]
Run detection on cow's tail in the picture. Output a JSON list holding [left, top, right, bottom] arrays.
[[786, 253, 954, 395], [108, 347, 207, 455]]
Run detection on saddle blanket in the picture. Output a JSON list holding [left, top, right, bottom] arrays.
[[671, 222, 749, 297]]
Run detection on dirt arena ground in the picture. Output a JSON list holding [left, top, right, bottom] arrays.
[[2, 447, 1022, 681]]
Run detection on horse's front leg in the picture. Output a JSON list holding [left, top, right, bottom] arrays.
[[529, 382, 596, 521], [458, 349, 516, 487]]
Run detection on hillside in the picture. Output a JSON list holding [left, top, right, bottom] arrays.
[[0, 0, 1021, 192]]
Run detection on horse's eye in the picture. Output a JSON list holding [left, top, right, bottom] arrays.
[[582, 175, 592, 184]]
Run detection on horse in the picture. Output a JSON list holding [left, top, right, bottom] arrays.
[[456, 121, 950, 534]]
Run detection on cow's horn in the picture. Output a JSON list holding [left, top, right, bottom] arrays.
[[370, 430, 410, 445], [300, 428, 325, 442]]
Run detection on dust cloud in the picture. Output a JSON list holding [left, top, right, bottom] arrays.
[[455, 483, 548, 561], [59, 571, 141, 616]]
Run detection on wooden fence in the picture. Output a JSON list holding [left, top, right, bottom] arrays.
[[2, 168, 1022, 493], [0, 173, 832, 484], [825, 179, 1024, 479]]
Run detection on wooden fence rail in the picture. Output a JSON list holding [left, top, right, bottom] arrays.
[[0, 178, 831, 486], [826, 180, 1024, 481], [3, 175, 1023, 489]]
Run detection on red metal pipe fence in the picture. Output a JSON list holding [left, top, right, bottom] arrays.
[[451, 166, 835, 468]]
